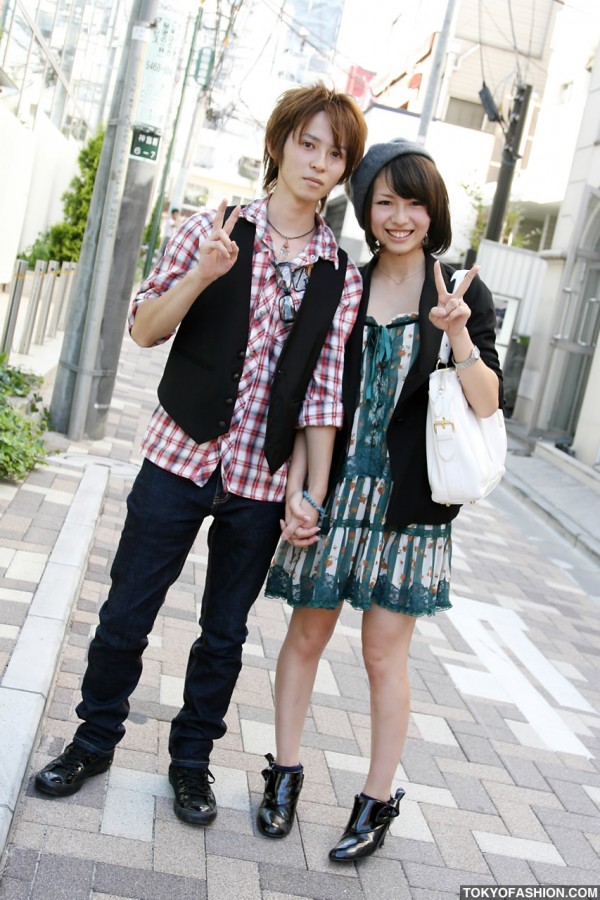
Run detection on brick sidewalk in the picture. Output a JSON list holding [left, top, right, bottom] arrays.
[[1, 334, 600, 899]]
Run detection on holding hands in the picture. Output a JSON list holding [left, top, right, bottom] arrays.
[[429, 261, 478, 337], [280, 490, 321, 548]]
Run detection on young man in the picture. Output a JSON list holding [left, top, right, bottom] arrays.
[[34, 83, 367, 826]]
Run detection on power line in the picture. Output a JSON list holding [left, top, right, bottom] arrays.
[[257, 0, 358, 76], [237, 0, 286, 85], [506, 0, 524, 82]]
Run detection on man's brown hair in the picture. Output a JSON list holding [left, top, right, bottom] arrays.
[[262, 82, 367, 200]]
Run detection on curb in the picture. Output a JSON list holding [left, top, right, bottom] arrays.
[[501, 464, 600, 568], [0, 464, 109, 856]]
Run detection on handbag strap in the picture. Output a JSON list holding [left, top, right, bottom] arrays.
[[438, 268, 470, 365]]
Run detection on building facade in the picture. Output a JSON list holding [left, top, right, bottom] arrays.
[[0, 0, 134, 283], [333, 0, 600, 467], [515, 41, 600, 467]]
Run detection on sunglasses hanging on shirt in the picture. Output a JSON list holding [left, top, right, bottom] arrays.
[[273, 263, 311, 324]]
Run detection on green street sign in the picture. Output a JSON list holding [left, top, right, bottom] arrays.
[[195, 47, 214, 89], [130, 126, 161, 162]]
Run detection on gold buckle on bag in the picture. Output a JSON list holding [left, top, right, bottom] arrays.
[[434, 417, 455, 433]]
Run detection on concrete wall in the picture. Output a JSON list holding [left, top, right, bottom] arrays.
[[512, 253, 566, 426], [19, 115, 80, 253], [575, 345, 600, 467], [0, 108, 80, 286], [516, 1, 598, 207], [0, 107, 34, 285], [570, 44, 600, 467], [512, 41, 600, 466]]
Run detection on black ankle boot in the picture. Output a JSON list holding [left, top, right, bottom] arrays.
[[328, 787, 405, 862], [257, 753, 304, 838]]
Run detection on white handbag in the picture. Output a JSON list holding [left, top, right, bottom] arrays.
[[426, 271, 507, 506]]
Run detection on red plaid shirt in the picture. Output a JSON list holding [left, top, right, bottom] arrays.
[[129, 197, 363, 502]]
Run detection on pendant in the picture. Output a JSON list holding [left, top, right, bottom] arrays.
[[279, 239, 290, 261]]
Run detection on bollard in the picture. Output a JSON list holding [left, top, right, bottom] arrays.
[[1, 259, 28, 359], [47, 261, 73, 338], [16, 259, 47, 354], [46, 262, 69, 338], [33, 259, 59, 344], [57, 262, 76, 332]]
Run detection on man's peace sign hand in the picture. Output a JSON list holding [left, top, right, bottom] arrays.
[[197, 199, 241, 283]]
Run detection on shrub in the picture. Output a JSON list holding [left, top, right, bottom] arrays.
[[0, 355, 48, 482]]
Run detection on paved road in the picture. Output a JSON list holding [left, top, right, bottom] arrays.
[[1, 334, 599, 899]]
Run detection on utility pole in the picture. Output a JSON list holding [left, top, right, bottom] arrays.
[[168, 89, 207, 212], [416, 0, 459, 145], [85, 2, 193, 438], [169, 31, 216, 210], [51, 1, 206, 439], [484, 82, 532, 242], [143, 6, 205, 277], [66, 0, 158, 441], [83, 132, 159, 439], [49, 9, 133, 434]]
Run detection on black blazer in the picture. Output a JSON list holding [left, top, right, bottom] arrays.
[[330, 253, 503, 529]]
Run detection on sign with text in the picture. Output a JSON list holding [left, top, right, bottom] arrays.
[[136, 0, 194, 129], [130, 126, 161, 163]]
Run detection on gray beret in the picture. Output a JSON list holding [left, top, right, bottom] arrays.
[[349, 138, 435, 229]]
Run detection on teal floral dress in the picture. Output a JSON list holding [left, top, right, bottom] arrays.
[[265, 314, 452, 616]]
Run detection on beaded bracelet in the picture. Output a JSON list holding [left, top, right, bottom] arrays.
[[302, 490, 327, 517]]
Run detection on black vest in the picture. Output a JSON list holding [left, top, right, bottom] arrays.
[[157, 215, 348, 474]]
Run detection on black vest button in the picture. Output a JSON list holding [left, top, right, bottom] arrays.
[[237, 350, 245, 359], [218, 420, 227, 428], [225, 397, 234, 405], [232, 373, 240, 381]]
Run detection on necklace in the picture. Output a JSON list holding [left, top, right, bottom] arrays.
[[268, 217, 315, 261], [378, 265, 424, 286]]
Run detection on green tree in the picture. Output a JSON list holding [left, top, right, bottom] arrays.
[[463, 181, 487, 254], [21, 128, 104, 266], [462, 181, 542, 254], [143, 195, 163, 249]]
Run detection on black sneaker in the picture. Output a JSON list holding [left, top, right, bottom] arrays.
[[168, 764, 217, 826], [35, 743, 113, 797]]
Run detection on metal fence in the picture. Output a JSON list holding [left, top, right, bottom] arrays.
[[0, 258, 77, 359]]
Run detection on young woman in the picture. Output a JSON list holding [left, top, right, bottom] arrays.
[[256, 138, 502, 861]]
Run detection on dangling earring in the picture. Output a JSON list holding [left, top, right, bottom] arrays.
[[423, 234, 429, 248]]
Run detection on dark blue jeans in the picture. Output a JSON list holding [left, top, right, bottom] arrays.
[[73, 459, 283, 767]]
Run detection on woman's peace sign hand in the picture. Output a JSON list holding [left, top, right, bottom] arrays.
[[197, 199, 241, 282], [429, 260, 478, 337]]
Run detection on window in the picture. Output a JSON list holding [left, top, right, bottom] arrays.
[[445, 97, 492, 132]]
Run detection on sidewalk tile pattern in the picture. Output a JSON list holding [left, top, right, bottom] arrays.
[[1, 335, 599, 899]]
